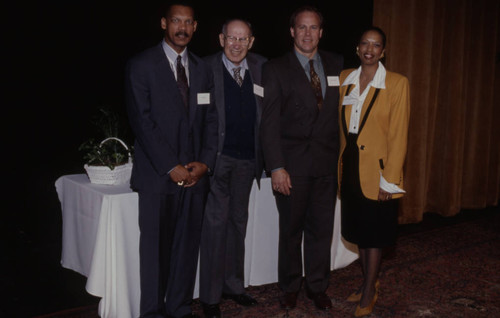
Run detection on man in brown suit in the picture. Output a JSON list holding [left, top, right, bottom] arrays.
[[260, 5, 343, 311]]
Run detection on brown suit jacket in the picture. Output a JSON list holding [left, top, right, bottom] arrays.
[[338, 68, 410, 200], [260, 50, 343, 177]]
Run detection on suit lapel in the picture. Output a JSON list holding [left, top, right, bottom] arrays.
[[288, 52, 317, 113], [341, 84, 353, 137], [360, 87, 376, 123], [247, 53, 261, 85], [155, 47, 188, 117], [212, 53, 225, 133], [319, 51, 335, 111], [188, 52, 200, 126], [319, 51, 329, 100], [358, 87, 380, 134], [246, 53, 262, 126], [288, 51, 310, 84]]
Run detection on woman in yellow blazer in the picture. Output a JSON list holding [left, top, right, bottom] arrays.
[[338, 27, 410, 317]]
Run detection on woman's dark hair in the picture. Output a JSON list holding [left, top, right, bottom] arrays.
[[359, 26, 386, 48]]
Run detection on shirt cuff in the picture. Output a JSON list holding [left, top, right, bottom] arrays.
[[379, 172, 405, 194]]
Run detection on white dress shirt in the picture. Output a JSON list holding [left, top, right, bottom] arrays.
[[222, 53, 248, 80], [162, 40, 190, 85]]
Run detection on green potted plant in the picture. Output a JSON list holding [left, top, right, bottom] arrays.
[[79, 108, 133, 185]]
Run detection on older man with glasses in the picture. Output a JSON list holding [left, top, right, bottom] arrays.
[[199, 18, 267, 318]]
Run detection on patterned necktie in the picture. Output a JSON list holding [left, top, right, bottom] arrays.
[[309, 59, 323, 110], [233, 67, 243, 86], [176, 55, 189, 110]]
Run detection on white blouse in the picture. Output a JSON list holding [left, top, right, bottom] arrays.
[[342, 62, 386, 134]]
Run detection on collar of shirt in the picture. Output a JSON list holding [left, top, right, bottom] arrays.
[[342, 61, 386, 89], [162, 40, 189, 82], [344, 61, 386, 134], [294, 49, 326, 97], [294, 49, 320, 72], [222, 53, 248, 79]]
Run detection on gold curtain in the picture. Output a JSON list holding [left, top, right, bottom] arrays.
[[373, 0, 500, 223]]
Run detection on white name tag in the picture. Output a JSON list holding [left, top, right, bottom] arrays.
[[197, 93, 210, 105], [253, 84, 264, 97], [327, 76, 340, 87], [342, 95, 357, 105]]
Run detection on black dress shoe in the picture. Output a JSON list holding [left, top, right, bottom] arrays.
[[279, 292, 298, 309], [222, 293, 257, 306], [307, 292, 332, 310], [201, 303, 222, 318]]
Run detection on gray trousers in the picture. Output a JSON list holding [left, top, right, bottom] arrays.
[[199, 154, 255, 305], [138, 190, 204, 318]]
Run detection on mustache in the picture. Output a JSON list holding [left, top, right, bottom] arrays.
[[175, 31, 189, 37]]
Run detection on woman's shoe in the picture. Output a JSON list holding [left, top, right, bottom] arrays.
[[347, 290, 362, 302], [354, 286, 379, 317], [347, 280, 380, 302]]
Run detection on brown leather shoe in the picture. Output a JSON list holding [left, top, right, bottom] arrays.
[[279, 292, 298, 309], [307, 292, 332, 310]]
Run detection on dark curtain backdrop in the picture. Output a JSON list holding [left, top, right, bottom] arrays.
[[5, 0, 498, 243], [373, 0, 500, 223], [2, 1, 373, 266]]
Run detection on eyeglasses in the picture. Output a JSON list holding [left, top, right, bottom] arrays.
[[224, 35, 251, 45]]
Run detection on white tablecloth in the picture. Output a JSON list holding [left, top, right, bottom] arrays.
[[56, 174, 358, 318]]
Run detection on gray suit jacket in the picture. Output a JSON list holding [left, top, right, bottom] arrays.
[[125, 42, 218, 194], [204, 51, 267, 186]]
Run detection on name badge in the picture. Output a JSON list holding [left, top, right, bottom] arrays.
[[197, 93, 210, 105], [253, 84, 264, 97], [327, 76, 340, 87], [342, 95, 357, 105]]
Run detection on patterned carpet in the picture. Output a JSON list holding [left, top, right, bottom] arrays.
[[37, 208, 500, 318]]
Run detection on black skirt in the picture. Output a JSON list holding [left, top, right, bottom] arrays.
[[340, 133, 398, 248]]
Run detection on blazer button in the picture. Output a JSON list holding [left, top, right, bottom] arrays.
[[360, 145, 365, 150]]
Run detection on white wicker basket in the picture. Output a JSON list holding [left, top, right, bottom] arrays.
[[84, 137, 133, 185]]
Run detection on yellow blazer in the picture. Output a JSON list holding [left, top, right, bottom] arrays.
[[338, 68, 410, 200]]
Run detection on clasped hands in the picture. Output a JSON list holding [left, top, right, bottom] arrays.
[[170, 162, 208, 187]]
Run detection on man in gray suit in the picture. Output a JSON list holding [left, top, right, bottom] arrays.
[[125, 3, 218, 317], [199, 19, 266, 318]]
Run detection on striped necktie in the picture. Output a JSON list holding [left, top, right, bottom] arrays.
[[233, 67, 243, 86]]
